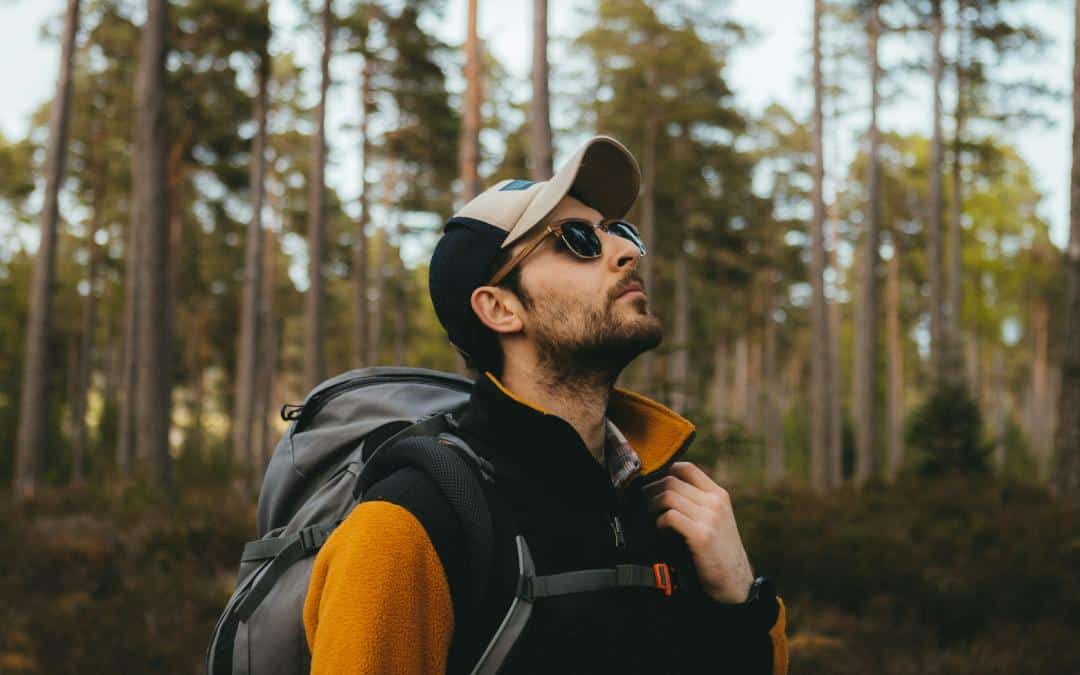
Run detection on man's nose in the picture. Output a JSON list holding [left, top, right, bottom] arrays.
[[602, 228, 641, 271]]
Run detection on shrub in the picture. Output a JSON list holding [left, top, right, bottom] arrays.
[[905, 384, 990, 476]]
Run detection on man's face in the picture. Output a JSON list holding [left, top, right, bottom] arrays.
[[508, 195, 663, 381]]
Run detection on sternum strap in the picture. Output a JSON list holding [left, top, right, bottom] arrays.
[[518, 564, 668, 601]]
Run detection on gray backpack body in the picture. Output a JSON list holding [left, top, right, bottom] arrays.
[[206, 366, 682, 675]]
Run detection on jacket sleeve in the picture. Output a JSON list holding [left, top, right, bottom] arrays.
[[675, 589, 789, 674], [303, 500, 455, 674]]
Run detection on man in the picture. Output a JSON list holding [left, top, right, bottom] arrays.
[[303, 136, 788, 673]]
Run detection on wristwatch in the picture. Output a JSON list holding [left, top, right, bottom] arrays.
[[744, 576, 776, 605]]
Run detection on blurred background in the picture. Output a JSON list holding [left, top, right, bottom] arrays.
[[1, 0, 1079, 673]]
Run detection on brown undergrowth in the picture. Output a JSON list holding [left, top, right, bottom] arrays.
[[1, 472, 1077, 673]]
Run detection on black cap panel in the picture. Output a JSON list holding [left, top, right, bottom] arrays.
[[428, 217, 509, 359]]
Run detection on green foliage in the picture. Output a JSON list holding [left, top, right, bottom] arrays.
[[905, 384, 989, 476]]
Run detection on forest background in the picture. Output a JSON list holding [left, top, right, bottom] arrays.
[[1, 0, 1079, 673]]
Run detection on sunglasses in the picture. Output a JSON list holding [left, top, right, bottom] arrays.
[[487, 217, 647, 286]]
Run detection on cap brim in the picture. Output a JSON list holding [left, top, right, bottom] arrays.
[[500, 136, 641, 248]]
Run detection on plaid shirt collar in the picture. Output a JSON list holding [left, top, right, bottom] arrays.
[[603, 418, 642, 487]]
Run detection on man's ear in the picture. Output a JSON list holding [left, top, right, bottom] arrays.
[[470, 285, 525, 335]]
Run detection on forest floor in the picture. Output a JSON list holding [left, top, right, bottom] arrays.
[[1, 471, 1078, 674]]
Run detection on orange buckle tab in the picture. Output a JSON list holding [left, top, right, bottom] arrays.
[[653, 563, 673, 596]]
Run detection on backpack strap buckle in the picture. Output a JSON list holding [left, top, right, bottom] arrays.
[[299, 524, 330, 553], [653, 563, 673, 596]]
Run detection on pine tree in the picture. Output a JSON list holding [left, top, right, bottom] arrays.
[[14, 0, 82, 503]]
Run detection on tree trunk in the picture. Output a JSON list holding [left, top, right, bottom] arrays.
[[72, 167, 105, 486], [809, 0, 833, 492], [732, 336, 749, 424], [530, 0, 553, 180], [709, 338, 728, 436], [1029, 297, 1051, 478], [763, 269, 784, 486], [459, 0, 482, 201], [368, 227, 384, 366], [637, 110, 659, 396], [928, 0, 947, 385], [133, 0, 172, 491], [827, 223, 844, 487], [232, 30, 269, 479], [14, 0, 81, 503], [117, 209, 138, 476], [992, 347, 1007, 472], [668, 243, 690, 413], [1054, 0, 1080, 501], [253, 227, 278, 490], [306, 0, 332, 390], [189, 361, 205, 458], [369, 161, 398, 366], [885, 239, 904, 480], [948, 0, 968, 387], [854, 2, 882, 488], [393, 278, 408, 365], [354, 57, 372, 367]]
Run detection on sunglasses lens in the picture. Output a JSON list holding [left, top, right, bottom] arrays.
[[607, 220, 647, 255], [561, 221, 603, 258]]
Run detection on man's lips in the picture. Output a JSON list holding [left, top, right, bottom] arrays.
[[617, 283, 646, 299]]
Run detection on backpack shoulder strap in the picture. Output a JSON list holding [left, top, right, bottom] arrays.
[[357, 423, 495, 618]]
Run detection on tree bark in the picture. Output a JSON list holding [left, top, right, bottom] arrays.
[[369, 161, 398, 366], [306, 0, 332, 390], [232, 27, 269, 480], [709, 338, 728, 437], [885, 239, 904, 480], [354, 57, 372, 368], [810, 0, 833, 492], [854, 2, 882, 488], [72, 165, 106, 486], [827, 221, 844, 487], [133, 0, 172, 491], [117, 209, 138, 476], [668, 243, 690, 413], [14, 0, 81, 503], [763, 269, 784, 486], [529, 0, 553, 180], [928, 0, 947, 386], [948, 0, 968, 387], [459, 0, 482, 201], [253, 226, 278, 489], [368, 227, 384, 366], [1053, 0, 1080, 501], [637, 110, 659, 396], [732, 336, 749, 424], [992, 347, 1007, 472], [1029, 297, 1051, 478]]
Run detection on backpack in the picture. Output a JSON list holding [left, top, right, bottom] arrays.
[[206, 366, 682, 675]]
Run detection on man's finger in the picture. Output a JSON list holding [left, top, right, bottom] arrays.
[[647, 487, 708, 521], [669, 461, 724, 494], [655, 507, 705, 544], [643, 474, 711, 508]]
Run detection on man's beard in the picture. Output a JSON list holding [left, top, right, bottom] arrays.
[[528, 272, 663, 388]]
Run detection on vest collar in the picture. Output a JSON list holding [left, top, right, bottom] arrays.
[[462, 371, 696, 484]]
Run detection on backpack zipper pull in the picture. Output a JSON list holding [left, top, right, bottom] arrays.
[[610, 514, 626, 549]]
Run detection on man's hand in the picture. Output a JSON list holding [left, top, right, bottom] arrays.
[[643, 461, 755, 604]]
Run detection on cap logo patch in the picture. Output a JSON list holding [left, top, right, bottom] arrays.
[[500, 179, 535, 191]]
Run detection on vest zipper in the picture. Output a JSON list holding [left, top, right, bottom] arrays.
[[610, 513, 626, 550]]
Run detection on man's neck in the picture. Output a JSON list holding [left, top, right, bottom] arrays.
[[499, 362, 611, 463]]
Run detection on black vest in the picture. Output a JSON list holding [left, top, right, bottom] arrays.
[[372, 374, 779, 674]]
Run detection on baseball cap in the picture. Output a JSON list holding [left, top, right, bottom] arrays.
[[429, 135, 642, 363]]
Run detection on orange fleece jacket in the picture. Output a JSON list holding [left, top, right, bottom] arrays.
[[304, 500, 454, 673]]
